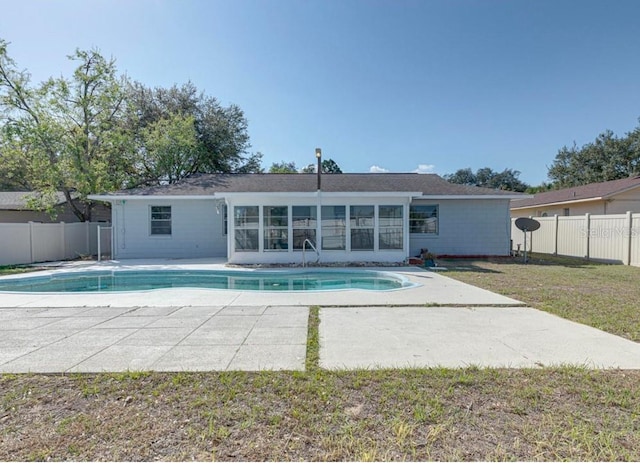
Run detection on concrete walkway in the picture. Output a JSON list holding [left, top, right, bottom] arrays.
[[319, 306, 640, 369], [0, 305, 308, 373]]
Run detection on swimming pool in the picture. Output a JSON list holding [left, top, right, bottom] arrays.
[[0, 269, 415, 293]]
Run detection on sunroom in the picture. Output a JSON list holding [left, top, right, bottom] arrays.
[[222, 192, 421, 264]]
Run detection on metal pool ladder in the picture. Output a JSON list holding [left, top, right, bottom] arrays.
[[302, 239, 320, 267]]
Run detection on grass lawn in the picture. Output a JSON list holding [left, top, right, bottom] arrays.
[[442, 253, 640, 343], [1, 254, 640, 461], [0, 264, 44, 276]]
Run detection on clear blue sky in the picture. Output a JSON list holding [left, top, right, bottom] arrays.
[[2, 0, 639, 185]]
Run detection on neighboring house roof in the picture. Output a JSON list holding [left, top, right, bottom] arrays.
[[0, 191, 72, 210], [91, 173, 526, 198], [511, 176, 640, 210]]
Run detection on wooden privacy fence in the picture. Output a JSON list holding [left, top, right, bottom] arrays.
[[511, 212, 640, 266], [0, 222, 111, 266]]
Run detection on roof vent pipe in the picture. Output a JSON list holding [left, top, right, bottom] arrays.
[[315, 148, 322, 191]]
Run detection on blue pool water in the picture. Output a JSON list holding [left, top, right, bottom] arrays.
[[0, 269, 414, 293]]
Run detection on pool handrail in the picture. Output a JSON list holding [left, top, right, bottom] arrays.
[[302, 238, 320, 267]]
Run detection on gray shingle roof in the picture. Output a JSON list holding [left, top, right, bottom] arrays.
[[0, 191, 70, 210], [102, 173, 522, 197], [511, 176, 640, 209]]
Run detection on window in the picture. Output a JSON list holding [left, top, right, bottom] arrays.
[[234, 206, 259, 251], [292, 206, 317, 250], [222, 205, 228, 235], [150, 206, 171, 235], [379, 205, 403, 249], [410, 204, 438, 234], [264, 206, 288, 251], [350, 205, 374, 250], [563, 208, 570, 216], [321, 206, 346, 250]]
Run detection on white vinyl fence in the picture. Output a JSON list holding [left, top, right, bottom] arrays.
[[0, 222, 111, 266], [511, 212, 640, 266]]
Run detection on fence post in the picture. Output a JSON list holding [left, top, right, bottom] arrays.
[[60, 222, 66, 260], [553, 214, 559, 255], [624, 211, 632, 266], [28, 221, 34, 264], [585, 213, 591, 259], [85, 221, 90, 255]]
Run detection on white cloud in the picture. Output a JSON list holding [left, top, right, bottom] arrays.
[[369, 165, 390, 173], [413, 164, 436, 174]]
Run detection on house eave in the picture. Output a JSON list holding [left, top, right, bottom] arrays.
[[510, 196, 605, 210], [90, 192, 529, 202], [88, 194, 218, 202], [416, 194, 530, 200]]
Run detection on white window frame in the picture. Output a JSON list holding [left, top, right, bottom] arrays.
[[292, 205, 318, 250], [321, 205, 346, 251], [378, 205, 404, 250], [263, 205, 289, 252], [410, 204, 439, 235], [150, 205, 172, 236], [234, 205, 259, 252], [350, 205, 375, 251]]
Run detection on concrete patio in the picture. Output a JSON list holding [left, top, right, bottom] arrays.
[[0, 305, 308, 373], [2, 259, 640, 373]]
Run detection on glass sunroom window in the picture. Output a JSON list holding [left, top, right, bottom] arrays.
[[234, 206, 259, 251], [264, 206, 288, 251], [292, 206, 317, 250], [350, 205, 374, 250], [321, 206, 346, 250], [410, 204, 438, 234], [379, 205, 403, 249]]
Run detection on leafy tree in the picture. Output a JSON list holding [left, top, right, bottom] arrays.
[[525, 182, 555, 194], [443, 167, 475, 185], [444, 167, 529, 192], [141, 113, 201, 184], [301, 158, 343, 173], [0, 41, 133, 220], [126, 81, 262, 183], [269, 161, 298, 173], [548, 125, 640, 187], [0, 41, 264, 221], [321, 158, 342, 173]]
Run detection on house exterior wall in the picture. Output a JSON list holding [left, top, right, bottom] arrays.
[[606, 189, 640, 214], [512, 200, 605, 218], [511, 189, 640, 218], [410, 199, 512, 257], [105, 195, 513, 262], [110, 199, 227, 259]]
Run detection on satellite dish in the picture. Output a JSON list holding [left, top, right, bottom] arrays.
[[514, 217, 540, 264], [515, 217, 540, 232]]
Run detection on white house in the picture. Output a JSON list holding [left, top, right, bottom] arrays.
[[89, 173, 524, 264]]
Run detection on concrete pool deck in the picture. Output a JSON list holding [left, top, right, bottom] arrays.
[[0, 258, 519, 307], [1, 258, 640, 372]]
